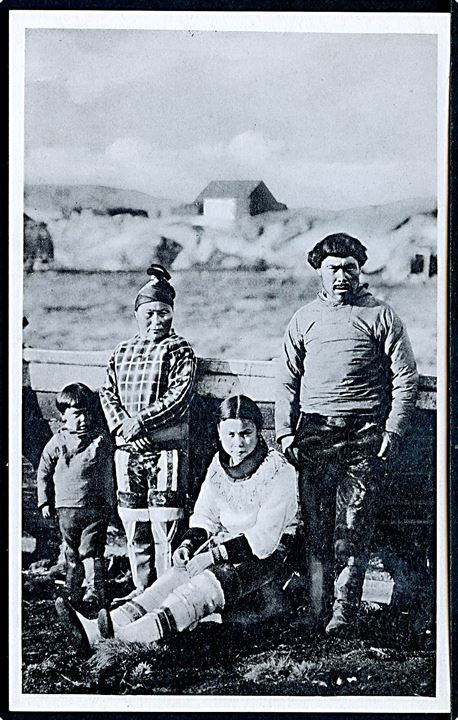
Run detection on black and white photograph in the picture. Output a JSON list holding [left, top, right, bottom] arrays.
[[9, 9, 450, 712]]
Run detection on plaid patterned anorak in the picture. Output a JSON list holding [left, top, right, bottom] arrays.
[[99, 330, 196, 437]]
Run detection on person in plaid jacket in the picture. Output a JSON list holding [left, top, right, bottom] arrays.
[[99, 265, 197, 601]]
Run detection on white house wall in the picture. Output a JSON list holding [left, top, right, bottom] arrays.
[[203, 198, 237, 221], [203, 197, 252, 222]]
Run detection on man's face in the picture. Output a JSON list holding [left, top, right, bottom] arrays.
[[135, 301, 173, 340], [318, 255, 361, 304]]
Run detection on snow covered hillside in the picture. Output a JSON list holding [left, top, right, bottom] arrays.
[[24, 184, 437, 283]]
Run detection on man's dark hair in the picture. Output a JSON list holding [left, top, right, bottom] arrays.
[[56, 382, 96, 415], [307, 233, 368, 270]]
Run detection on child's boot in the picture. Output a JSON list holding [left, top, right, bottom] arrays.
[[66, 559, 85, 605], [82, 557, 106, 607]]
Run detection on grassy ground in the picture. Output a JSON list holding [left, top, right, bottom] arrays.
[[23, 269, 437, 375], [22, 560, 435, 697]]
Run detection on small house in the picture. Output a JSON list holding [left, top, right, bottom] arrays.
[[194, 180, 287, 222]]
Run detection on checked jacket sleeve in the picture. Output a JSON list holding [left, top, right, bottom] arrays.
[[99, 333, 197, 435], [137, 342, 197, 431]]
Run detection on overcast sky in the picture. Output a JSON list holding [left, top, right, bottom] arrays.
[[24, 29, 437, 209]]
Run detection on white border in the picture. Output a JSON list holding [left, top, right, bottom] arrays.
[[9, 10, 451, 713]]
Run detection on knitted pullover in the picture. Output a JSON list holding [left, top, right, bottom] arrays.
[[275, 287, 418, 440], [37, 428, 113, 510], [189, 449, 298, 560]]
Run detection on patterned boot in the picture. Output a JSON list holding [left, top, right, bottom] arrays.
[[106, 570, 225, 644]]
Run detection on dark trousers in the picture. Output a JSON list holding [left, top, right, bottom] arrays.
[[211, 539, 290, 607], [295, 415, 384, 621], [57, 507, 108, 602], [57, 507, 108, 561]]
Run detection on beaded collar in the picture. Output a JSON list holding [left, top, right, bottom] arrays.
[[218, 437, 268, 481]]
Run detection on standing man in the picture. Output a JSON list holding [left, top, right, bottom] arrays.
[[275, 233, 418, 637]]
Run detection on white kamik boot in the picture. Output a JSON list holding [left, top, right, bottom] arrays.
[[106, 570, 225, 644]]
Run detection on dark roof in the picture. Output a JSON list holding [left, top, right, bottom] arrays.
[[196, 180, 263, 201]]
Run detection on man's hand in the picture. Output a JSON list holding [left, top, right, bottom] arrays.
[[281, 435, 300, 467], [119, 417, 143, 441], [186, 550, 214, 577], [173, 543, 192, 568], [377, 431, 400, 461], [41, 505, 52, 520]]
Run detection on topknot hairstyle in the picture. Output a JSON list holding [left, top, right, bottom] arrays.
[[147, 264, 172, 282], [216, 395, 264, 432], [307, 233, 368, 270], [56, 382, 97, 415]]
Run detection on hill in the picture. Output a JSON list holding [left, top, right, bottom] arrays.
[[24, 184, 172, 221], [24, 184, 437, 283]]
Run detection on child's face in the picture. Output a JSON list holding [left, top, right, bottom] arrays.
[[218, 418, 259, 465], [62, 407, 90, 434], [135, 301, 173, 340]]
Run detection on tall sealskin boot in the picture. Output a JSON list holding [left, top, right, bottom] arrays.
[[110, 565, 188, 627], [325, 599, 358, 637], [325, 561, 363, 637]]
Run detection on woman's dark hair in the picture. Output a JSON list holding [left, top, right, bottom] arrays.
[[216, 395, 263, 431], [56, 383, 97, 415], [147, 264, 172, 282], [307, 233, 368, 270]]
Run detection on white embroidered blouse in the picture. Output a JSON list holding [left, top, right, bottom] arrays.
[[190, 449, 299, 559]]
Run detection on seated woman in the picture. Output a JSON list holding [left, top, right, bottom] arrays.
[[55, 394, 299, 654]]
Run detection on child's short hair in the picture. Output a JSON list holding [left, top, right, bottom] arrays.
[[216, 395, 264, 432], [56, 383, 96, 415]]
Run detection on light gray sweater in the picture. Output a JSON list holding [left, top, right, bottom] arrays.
[[275, 287, 418, 440]]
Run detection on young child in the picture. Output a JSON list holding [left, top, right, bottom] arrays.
[[55, 395, 299, 653], [37, 383, 113, 607], [99, 265, 197, 601]]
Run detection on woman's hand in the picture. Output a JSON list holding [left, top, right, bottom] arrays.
[[129, 437, 152, 452], [41, 505, 52, 520], [173, 544, 192, 568], [186, 550, 215, 577], [119, 417, 143, 441]]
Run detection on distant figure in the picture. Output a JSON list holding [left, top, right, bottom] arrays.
[[55, 395, 298, 654], [276, 233, 418, 637], [99, 265, 196, 603], [156, 236, 182, 269], [37, 383, 113, 607], [23, 214, 54, 272]]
